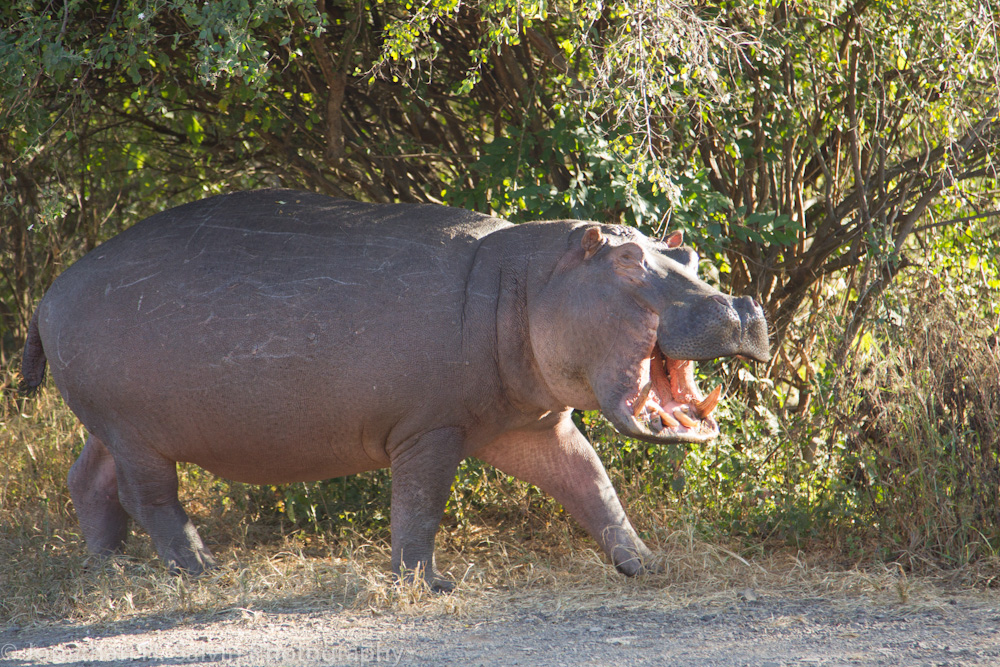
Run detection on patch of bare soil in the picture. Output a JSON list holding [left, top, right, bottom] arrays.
[[3, 588, 999, 667]]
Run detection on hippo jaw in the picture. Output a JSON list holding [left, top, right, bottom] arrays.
[[609, 344, 722, 444], [605, 295, 770, 444]]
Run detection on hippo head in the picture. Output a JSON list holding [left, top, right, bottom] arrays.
[[528, 224, 770, 444]]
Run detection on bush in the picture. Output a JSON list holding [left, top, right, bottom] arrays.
[[839, 271, 1000, 567]]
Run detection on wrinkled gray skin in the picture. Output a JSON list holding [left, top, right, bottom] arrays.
[[21, 190, 769, 591]]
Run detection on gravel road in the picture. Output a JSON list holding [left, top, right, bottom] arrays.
[[3, 590, 998, 666]]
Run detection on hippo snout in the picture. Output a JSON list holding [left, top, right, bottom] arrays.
[[657, 291, 769, 363], [699, 293, 770, 363], [731, 294, 770, 363]]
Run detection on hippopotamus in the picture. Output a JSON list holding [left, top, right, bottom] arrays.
[[20, 189, 769, 590]]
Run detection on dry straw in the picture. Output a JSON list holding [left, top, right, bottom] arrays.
[[1, 365, 990, 627]]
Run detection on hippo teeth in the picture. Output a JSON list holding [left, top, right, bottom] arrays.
[[674, 407, 699, 429], [630, 347, 723, 439], [651, 402, 680, 428], [693, 385, 722, 419], [633, 382, 653, 417]]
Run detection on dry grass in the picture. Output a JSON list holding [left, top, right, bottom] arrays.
[[2, 367, 993, 629], [844, 272, 1000, 570]]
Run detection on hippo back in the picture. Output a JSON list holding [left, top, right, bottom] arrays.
[[36, 190, 510, 482]]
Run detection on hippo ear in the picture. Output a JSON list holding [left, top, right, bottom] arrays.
[[581, 226, 605, 259], [664, 230, 684, 248], [611, 242, 647, 285]]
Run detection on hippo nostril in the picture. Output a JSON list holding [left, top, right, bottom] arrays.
[[711, 295, 729, 307]]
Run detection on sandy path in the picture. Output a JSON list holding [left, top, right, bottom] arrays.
[[3, 592, 999, 666]]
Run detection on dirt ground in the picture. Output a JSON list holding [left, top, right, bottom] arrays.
[[3, 586, 999, 667]]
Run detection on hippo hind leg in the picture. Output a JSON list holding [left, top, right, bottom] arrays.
[[107, 437, 217, 574], [389, 427, 464, 592], [68, 434, 130, 556]]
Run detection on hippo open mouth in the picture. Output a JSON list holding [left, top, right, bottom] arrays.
[[623, 345, 722, 443]]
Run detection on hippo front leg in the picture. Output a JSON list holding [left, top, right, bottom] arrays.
[[475, 414, 655, 576], [389, 427, 464, 592]]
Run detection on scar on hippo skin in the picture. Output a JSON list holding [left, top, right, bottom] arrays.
[[20, 189, 769, 590]]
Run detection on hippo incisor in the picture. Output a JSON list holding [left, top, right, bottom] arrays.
[[21, 190, 769, 590]]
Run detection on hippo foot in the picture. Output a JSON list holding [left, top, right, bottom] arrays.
[[609, 540, 660, 577], [429, 575, 456, 593], [80, 552, 132, 573], [394, 567, 456, 593], [164, 548, 218, 576], [615, 556, 664, 577], [152, 518, 218, 575]]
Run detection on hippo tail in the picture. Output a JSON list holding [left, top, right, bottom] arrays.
[[19, 308, 47, 396]]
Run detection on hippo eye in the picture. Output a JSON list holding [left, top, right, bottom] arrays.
[[611, 243, 647, 284]]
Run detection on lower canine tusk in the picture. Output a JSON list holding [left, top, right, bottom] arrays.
[[694, 385, 722, 419]]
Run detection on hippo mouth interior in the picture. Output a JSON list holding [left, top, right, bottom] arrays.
[[625, 345, 722, 442]]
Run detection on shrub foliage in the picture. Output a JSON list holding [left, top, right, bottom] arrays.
[[2, 0, 999, 574]]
